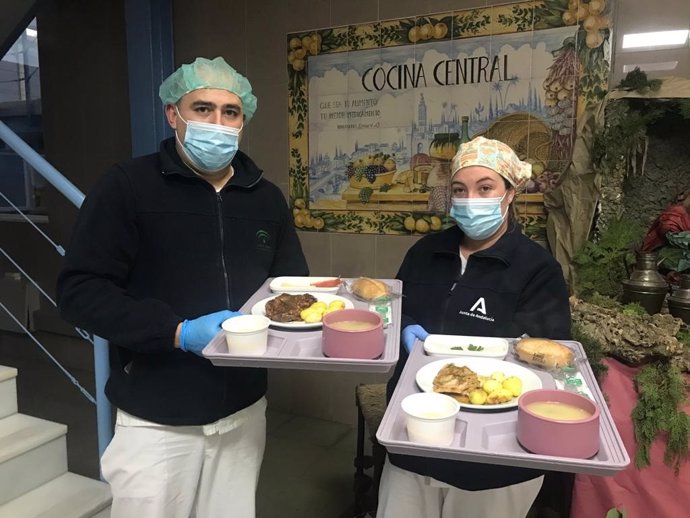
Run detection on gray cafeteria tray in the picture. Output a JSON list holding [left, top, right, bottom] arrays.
[[376, 340, 630, 476], [203, 278, 401, 372]]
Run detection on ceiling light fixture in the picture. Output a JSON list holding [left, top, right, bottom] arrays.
[[622, 29, 689, 49], [622, 61, 679, 73], [25, 28, 37, 38]]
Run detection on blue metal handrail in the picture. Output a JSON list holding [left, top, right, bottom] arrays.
[[0, 246, 93, 343], [0, 121, 84, 208], [0, 119, 112, 460]]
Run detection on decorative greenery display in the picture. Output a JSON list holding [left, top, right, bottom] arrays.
[[593, 69, 690, 184], [571, 65, 690, 479], [620, 302, 646, 318], [675, 328, 690, 349], [592, 98, 665, 181], [679, 100, 690, 119], [587, 292, 622, 310], [571, 321, 608, 380], [573, 215, 644, 299], [617, 67, 662, 95], [632, 362, 690, 473]]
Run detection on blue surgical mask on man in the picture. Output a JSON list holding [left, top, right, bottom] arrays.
[[450, 193, 508, 240], [175, 107, 242, 173]]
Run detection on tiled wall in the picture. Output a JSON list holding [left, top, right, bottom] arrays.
[[173, 0, 489, 424]]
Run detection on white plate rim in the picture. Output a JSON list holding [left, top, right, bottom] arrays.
[[415, 357, 542, 410], [423, 334, 509, 359], [250, 292, 354, 328], [269, 276, 342, 294]]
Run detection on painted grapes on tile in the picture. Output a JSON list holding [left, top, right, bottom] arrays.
[[287, 0, 611, 237]]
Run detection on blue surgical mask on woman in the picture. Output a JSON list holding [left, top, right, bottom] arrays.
[[175, 107, 242, 172], [450, 193, 508, 240]]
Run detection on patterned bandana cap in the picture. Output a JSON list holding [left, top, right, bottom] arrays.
[[450, 136, 532, 192], [158, 57, 258, 122]]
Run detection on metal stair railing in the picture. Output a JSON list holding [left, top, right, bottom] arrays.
[[0, 119, 112, 462]]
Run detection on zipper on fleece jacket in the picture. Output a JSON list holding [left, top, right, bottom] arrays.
[[441, 258, 463, 334], [216, 192, 232, 309]]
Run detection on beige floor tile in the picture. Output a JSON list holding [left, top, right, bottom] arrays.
[[266, 408, 294, 435], [257, 436, 353, 518]]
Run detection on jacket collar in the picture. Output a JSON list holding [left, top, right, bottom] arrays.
[[432, 223, 524, 266], [159, 137, 263, 189]]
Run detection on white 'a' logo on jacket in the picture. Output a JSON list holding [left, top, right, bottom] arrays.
[[469, 297, 487, 315]]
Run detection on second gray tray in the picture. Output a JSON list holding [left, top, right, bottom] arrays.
[[376, 339, 630, 476], [203, 278, 401, 372]]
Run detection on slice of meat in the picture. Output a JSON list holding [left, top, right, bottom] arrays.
[[432, 363, 481, 402], [265, 293, 317, 322]]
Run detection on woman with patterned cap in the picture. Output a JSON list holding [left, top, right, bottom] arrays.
[[57, 57, 308, 518], [377, 136, 571, 518]]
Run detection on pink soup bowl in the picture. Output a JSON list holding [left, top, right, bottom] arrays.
[[517, 389, 601, 459], [322, 309, 384, 359]]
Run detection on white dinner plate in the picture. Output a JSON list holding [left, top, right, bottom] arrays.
[[269, 276, 342, 294], [415, 357, 542, 411], [423, 335, 510, 359], [250, 292, 354, 329]]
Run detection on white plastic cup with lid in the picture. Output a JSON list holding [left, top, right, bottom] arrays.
[[221, 315, 271, 355], [401, 392, 460, 446]]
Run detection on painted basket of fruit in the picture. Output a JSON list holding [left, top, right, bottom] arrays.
[[429, 133, 461, 161], [480, 113, 553, 166], [347, 152, 396, 189]]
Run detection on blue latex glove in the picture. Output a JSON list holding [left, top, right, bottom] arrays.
[[180, 310, 242, 355], [401, 324, 429, 353]]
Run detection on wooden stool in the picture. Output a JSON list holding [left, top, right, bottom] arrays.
[[353, 383, 387, 517]]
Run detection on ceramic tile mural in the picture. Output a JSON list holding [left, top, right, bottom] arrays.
[[287, 0, 611, 237]]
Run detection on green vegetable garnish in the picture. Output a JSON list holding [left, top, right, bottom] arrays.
[[450, 346, 463, 350]]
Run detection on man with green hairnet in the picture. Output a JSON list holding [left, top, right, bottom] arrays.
[[57, 57, 308, 517]]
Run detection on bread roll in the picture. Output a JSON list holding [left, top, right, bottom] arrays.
[[351, 277, 390, 301], [515, 338, 574, 369]]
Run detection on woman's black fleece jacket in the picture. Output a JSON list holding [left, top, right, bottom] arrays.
[[388, 224, 571, 490]]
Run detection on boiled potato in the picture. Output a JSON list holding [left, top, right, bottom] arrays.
[[490, 371, 506, 382], [311, 301, 327, 312], [328, 300, 346, 310], [486, 388, 513, 404], [502, 376, 523, 397], [482, 379, 502, 394], [469, 389, 488, 405], [300, 309, 322, 323]]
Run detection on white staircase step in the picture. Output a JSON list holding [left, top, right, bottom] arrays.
[[91, 507, 111, 518], [0, 471, 111, 518], [0, 414, 67, 505], [0, 367, 18, 419]]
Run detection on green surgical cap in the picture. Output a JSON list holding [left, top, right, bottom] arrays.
[[158, 57, 257, 122]]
